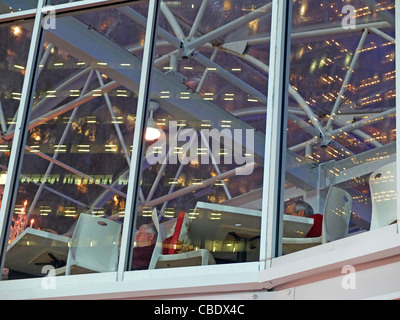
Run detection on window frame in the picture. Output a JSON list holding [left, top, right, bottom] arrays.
[[0, 0, 398, 300]]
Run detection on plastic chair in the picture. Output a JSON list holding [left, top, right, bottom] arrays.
[[65, 214, 121, 275], [148, 208, 215, 269], [282, 186, 352, 253], [369, 162, 397, 230], [322, 186, 352, 242]]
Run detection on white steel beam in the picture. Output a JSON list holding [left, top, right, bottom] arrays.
[[0, 101, 7, 134], [142, 162, 257, 210], [187, 0, 208, 41], [244, 21, 392, 46], [160, 0, 185, 41], [360, 0, 395, 26], [95, 70, 131, 167], [325, 29, 369, 130], [395, 0, 399, 233], [25, 146, 127, 198], [41, 15, 267, 164], [261, 0, 292, 266], [26, 69, 95, 218], [118, 0, 161, 280], [186, 3, 272, 52]]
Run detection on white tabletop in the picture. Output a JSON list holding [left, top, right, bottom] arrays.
[[190, 202, 314, 244], [5, 228, 70, 276]]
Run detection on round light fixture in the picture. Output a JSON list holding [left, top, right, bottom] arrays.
[[145, 101, 161, 141]]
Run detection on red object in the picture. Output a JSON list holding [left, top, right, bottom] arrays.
[[162, 211, 185, 254], [131, 244, 156, 270], [306, 214, 323, 238]]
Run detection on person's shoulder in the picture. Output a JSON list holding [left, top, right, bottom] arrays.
[[310, 213, 323, 221]]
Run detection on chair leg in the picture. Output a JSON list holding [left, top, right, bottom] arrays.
[[201, 250, 209, 265], [65, 258, 73, 275]]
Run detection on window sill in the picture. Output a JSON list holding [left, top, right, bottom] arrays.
[[1, 225, 399, 299], [263, 224, 400, 289]]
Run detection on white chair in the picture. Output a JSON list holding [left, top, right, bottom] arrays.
[[148, 208, 215, 269], [282, 186, 352, 254], [65, 214, 121, 275], [322, 186, 352, 242], [369, 162, 397, 230]]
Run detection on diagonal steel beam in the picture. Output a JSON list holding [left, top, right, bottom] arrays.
[[43, 15, 267, 164], [25, 146, 127, 198], [360, 0, 395, 26]]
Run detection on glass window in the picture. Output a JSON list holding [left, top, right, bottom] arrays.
[[280, 0, 396, 256], [130, 0, 272, 270], [0, 0, 37, 14], [0, 20, 33, 254], [3, 1, 148, 279]]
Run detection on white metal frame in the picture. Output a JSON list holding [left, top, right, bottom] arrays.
[[0, 0, 398, 300], [261, 0, 292, 266], [118, 0, 161, 281], [396, 0, 400, 231]]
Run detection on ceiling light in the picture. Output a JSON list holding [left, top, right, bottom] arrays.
[[145, 101, 161, 141]]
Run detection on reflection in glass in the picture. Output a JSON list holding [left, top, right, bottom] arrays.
[[0, 0, 36, 14], [3, 2, 148, 279], [281, 0, 396, 256], [131, 0, 272, 270], [0, 21, 32, 245]]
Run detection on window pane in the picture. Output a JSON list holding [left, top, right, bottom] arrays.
[[280, 0, 396, 256], [0, 0, 37, 14], [0, 20, 33, 257], [3, 1, 148, 279], [131, 0, 272, 271]]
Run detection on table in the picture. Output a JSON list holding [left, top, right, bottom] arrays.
[[5, 228, 70, 277], [283, 214, 314, 238], [189, 202, 314, 261]]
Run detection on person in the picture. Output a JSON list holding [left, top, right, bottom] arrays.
[[131, 223, 157, 270], [284, 200, 323, 238]]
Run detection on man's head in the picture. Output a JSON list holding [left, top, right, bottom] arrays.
[[285, 200, 314, 217], [135, 223, 157, 247]]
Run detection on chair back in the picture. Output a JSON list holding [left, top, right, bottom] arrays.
[[369, 162, 397, 230], [323, 186, 352, 242], [67, 214, 121, 274], [148, 208, 215, 268]]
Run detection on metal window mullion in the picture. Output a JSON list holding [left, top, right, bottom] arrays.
[[117, 0, 160, 281], [259, 0, 292, 269], [0, 9, 37, 24], [0, 0, 47, 276], [396, 0, 400, 234]]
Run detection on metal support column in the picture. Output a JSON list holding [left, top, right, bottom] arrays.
[[260, 0, 292, 268], [395, 0, 400, 233], [117, 0, 161, 281]]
